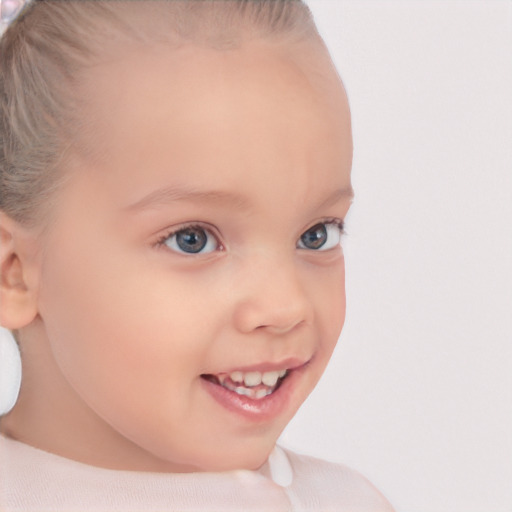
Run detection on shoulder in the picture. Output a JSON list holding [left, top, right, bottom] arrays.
[[280, 447, 395, 512]]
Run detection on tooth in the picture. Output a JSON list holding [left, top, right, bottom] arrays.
[[230, 371, 244, 383], [235, 386, 251, 397], [261, 371, 279, 387], [255, 388, 270, 399], [244, 371, 262, 387], [279, 369, 287, 378], [222, 379, 236, 392]]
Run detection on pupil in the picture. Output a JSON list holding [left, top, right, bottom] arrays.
[[176, 228, 208, 253], [301, 224, 327, 249]]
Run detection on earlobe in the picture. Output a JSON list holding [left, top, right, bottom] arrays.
[[0, 213, 40, 330]]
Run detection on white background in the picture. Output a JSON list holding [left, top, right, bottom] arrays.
[[1, 1, 511, 512], [279, 1, 512, 512]]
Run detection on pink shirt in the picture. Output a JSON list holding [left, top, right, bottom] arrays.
[[0, 435, 394, 511]]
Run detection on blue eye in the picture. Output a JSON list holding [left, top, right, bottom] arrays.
[[161, 225, 219, 254], [297, 221, 344, 251]]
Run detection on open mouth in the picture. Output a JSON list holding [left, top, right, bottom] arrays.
[[201, 369, 289, 400]]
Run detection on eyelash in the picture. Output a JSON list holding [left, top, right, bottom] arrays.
[[155, 222, 223, 254], [297, 219, 345, 252], [155, 218, 345, 255]]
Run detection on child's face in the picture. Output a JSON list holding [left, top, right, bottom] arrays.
[[35, 40, 353, 471]]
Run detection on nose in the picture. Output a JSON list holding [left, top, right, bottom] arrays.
[[232, 253, 312, 335]]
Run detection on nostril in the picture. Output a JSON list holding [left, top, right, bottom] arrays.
[[234, 295, 311, 334], [255, 318, 306, 335]]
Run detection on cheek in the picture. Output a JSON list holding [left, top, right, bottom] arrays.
[[37, 231, 222, 408], [315, 255, 346, 328], [310, 256, 346, 362], [334, 259, 347, 332]]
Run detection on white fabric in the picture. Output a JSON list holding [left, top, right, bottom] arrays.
[[0, 435, 394, 511]]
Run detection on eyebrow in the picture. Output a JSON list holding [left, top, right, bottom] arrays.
[[124, 183, 354, 213], [124, 185, 250, 212], [317, 186, 355, 209]]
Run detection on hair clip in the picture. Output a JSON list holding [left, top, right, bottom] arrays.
[[0, 0, 33, 37]]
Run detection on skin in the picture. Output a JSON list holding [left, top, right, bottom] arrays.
[[0, 37, 353, 472]]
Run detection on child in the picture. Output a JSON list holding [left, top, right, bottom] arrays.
[[0, 0, 394, 510]]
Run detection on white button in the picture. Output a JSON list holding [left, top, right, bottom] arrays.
[[267, 446, 293, 488]]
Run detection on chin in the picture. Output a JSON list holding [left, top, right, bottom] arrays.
[[194, 439, 277, 473]]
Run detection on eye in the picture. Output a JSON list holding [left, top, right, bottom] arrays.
[[297, 221, 344, 251], [159, 225, 220, 255]]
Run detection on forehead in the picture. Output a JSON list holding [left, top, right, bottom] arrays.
[[74, 39, 352, 208]]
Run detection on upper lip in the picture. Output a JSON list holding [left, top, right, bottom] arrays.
[[203, 357, 311, 375]]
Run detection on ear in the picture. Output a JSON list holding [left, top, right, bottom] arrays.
[[0, 212, 40, 330]]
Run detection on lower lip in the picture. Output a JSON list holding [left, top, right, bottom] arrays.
[[200, 367, 304, 422]]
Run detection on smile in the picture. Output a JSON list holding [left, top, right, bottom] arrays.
[[201, 369, 289, 400], [200, 358, 310, 420]]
